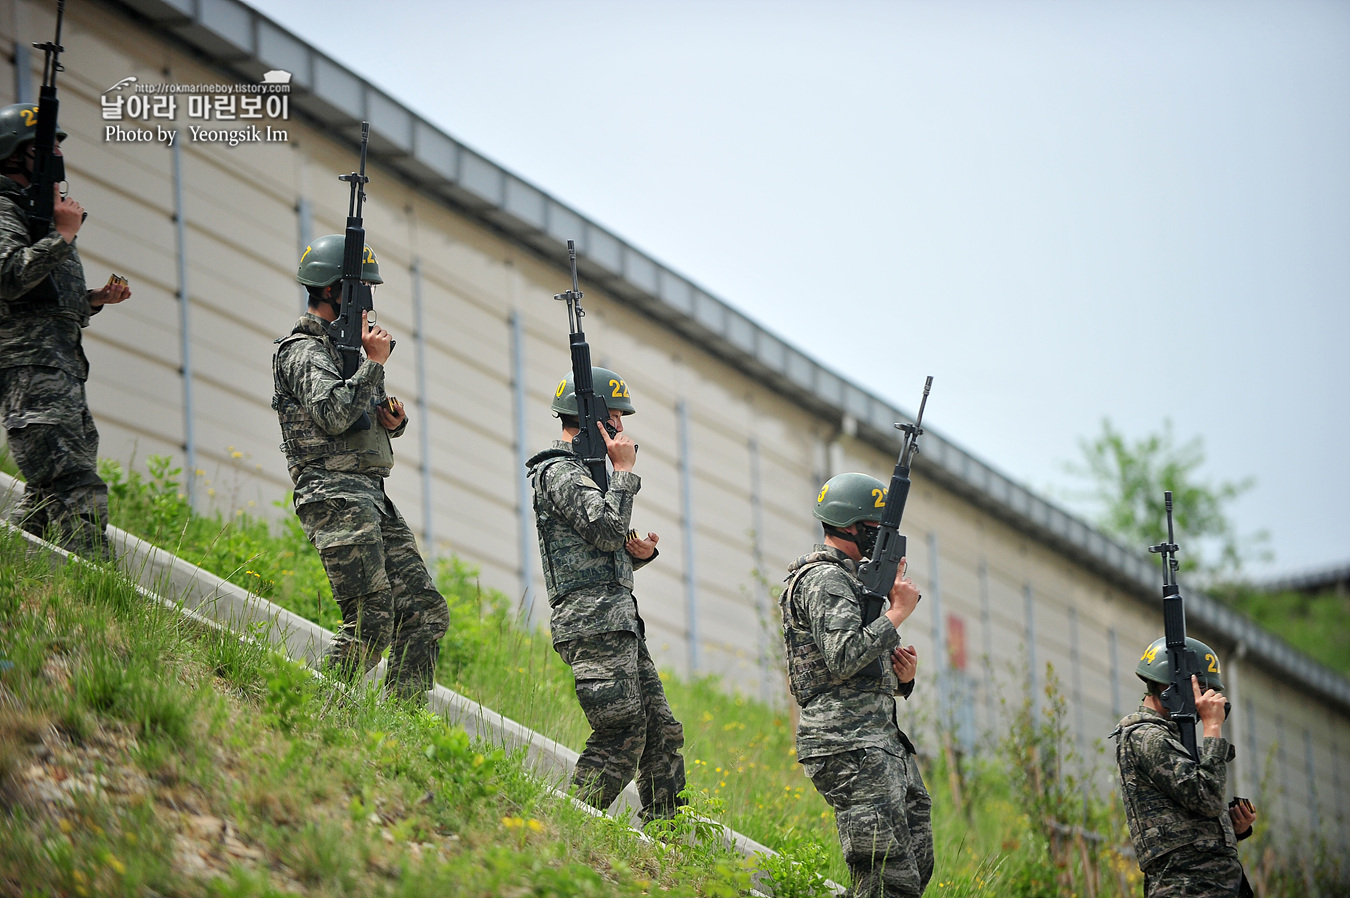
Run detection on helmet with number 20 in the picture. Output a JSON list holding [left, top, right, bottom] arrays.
[[1135, 636, 1225, 692]]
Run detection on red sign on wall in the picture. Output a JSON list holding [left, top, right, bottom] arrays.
[[947, 614, 967, 671]]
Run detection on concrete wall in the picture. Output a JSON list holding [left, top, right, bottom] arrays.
[[0, 0, 1345, 852]]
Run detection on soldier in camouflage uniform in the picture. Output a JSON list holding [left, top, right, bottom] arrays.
[[782, 472, 931, 898], [1113, 636, 1257, 898], [0, 103, 131, 558], [526, 368, 686, 824], [273, 235, 449, 702]]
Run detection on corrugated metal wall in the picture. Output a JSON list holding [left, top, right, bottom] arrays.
[[0, 0, 1344, 852]]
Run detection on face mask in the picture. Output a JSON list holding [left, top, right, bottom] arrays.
[[856, 523, 880, 559]]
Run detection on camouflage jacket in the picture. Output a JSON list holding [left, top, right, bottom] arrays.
[[1113, 706, 1238, 869], [0, 176, 95, 379], [272, 312, 405, 509], [784, 545, 907, 761], [527, 440, 653, 647]]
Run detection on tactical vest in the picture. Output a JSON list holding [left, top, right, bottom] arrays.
[[529, 450, 634, 603], [1114, 715, 1236, 867], [271, 329, 393, 477], [780, 551, 888, 706], [0, 195, 90, 325]]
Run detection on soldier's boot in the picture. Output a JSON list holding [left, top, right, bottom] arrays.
[[847, 865, 886, 898], [9, 489, 51, 539], [385, 598, 448, 704], [323, 628, 385, 688], [638, 793, 686, 826], [325, 593, 394, 686], [383, 640, 434, 705], [65, 514, 112, 563], [570, 766, 625, 813]]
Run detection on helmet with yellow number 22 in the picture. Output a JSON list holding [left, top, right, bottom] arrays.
[[551, 367, 635, 417], [296, 234, 382, 287]]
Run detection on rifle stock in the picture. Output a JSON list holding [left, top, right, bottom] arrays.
[[855, 376, 933, 677]]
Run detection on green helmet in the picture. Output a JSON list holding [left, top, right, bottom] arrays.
[[1136, 636, 1226, 692], [814, 472, 888, 528], [296, 234, 383, 287], [0, 103, 67, 161], [551, 368, 636, 416]]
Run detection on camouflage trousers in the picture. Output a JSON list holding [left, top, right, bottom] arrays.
[[1142, 845, 1243, 898], [803, 746, 934, 898], [557, 630, 687, 823], [0, 366, 110, 560], [296, 493, 450, 702]]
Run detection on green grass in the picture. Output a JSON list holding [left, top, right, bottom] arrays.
[[0, 527, 757, 896], [3, 448, 1346, 896]]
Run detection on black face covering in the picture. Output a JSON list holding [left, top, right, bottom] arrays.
[[3, 144, 65, 184], [855, 523, 880, 559], [825, 523, 880, 559]]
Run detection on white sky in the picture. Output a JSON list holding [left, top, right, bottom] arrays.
[[249, 0, 1350, 579]]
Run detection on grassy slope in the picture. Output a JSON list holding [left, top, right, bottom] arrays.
[[0, 529, 756, 897], [3, 450, 1343, 896]]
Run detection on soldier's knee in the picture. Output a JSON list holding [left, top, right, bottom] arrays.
[[837, 805, 904, 865], [655, 716, 684, 751], [577, 677, 645, 735], [419, 595, 450, 640]]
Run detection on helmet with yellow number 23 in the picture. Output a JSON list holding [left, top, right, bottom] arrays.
[[813, 472, 887, 528]]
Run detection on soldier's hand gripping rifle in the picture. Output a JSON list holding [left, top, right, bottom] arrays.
[[554, 239, 615, 492], [327, 122, 393, 390], [1148, 490, 1202, 761], [25, 0, 71, 242], [855, 376, 933, 677]]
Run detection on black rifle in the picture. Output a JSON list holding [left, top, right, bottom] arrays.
[[553, 239, 615, 492], [327, 122, 392, 384], [856, 376, 933, 677], [1148, 490, 1201, 760], [25, 0, 69, 243]]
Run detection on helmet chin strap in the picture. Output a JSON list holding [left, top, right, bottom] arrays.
[[823, 523, 879, 559], [0, 151, 29, 177], [319, 287, 342, 316]]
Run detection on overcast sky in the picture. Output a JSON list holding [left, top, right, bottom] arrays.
[[249, 0, 1350, 580]]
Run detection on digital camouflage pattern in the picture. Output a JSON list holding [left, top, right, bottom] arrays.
[[782, 546, 904, 760], [783, 545, 932, 898], [274, 311, 444, 701], [781, 549, 894, 708], [528, 439, 684, 821], [526, 441, 647, 646], [557, 631, 686, 823], [0, 366, 107, 556], [1114, 707, 1241, 897], [803, 747, 933, 898], [295, 495, 449, 699], [0, 177, 94, 379], [272, 313, 401, 505], [0, 177, 108, 558]]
